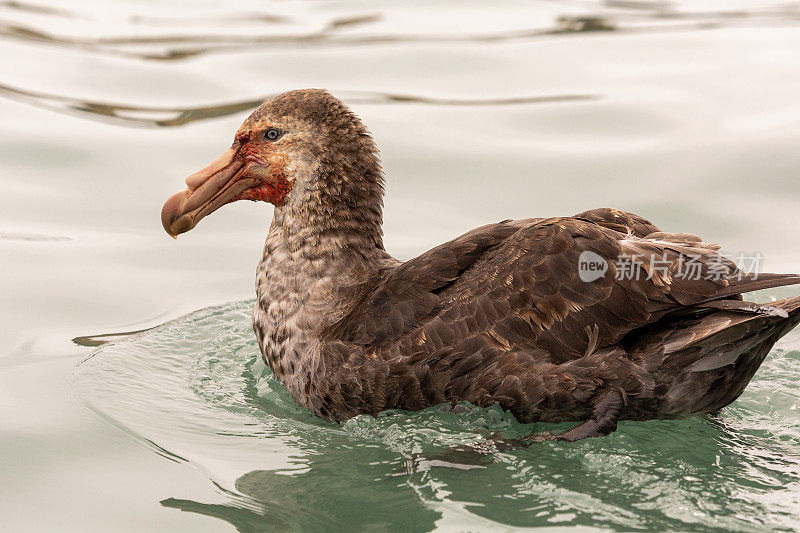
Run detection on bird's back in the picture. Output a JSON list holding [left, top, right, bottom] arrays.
[[255, 211, 800, 424]]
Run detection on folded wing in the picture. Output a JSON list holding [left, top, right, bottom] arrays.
[[326, 210, 799, 364]]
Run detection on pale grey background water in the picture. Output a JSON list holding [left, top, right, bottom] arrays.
[[2, 1, 800, 531]]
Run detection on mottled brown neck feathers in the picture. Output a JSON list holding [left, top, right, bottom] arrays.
[[270, 92, 385, 253]]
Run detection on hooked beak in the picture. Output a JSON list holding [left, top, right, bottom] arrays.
[[161, 147, 264, 238]]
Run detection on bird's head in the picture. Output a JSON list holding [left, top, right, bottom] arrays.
[[161, 88, 381, 238]]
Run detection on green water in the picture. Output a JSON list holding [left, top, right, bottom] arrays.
[[73, 301, 800, 531], [2, 0, 800, 531]]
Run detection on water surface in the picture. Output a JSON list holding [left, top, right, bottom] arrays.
[[2, 0, 800, 531], [73, 301, 800, 531]]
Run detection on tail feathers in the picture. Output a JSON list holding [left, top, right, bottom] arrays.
[[678, 294, 800, 373], [631, 291, 800, 415], [631, 292, 800, 370], [712, 273, 800, 300], [696, 299, 789, 318], [773, 294, 800, 314]]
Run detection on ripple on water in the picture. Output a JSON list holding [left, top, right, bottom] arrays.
[[73, 300, 800, 531]]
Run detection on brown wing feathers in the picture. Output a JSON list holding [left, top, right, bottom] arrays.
[[325, 221, 520, 345], [330, 212, 795, 360], [315, 210, 800, 422]]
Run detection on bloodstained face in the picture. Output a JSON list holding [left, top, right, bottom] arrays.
[[162, 89, 373, 238], [161, 115, 295, 238]]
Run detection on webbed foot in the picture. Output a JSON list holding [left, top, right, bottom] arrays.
[[523, 389, 624, 443]]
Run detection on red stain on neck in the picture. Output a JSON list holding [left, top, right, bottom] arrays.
[[234, 170, 294, 207], [264, 169, 294, 206]]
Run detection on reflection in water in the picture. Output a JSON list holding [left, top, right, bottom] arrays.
[[129, 12, 289, 26], [161, 415, 800, 531], [0, 82, 597, 127], [164, 444, 442, 532], [0, 16, 621, 62], [0, 231, 71, 242], [72, 328, 152, 348], [72, 301, 800, 531], [0, 0, 78, 18], [1, 3, 800, 61]]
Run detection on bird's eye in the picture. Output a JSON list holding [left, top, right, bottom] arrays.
[[265, 128, 282, 141]]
